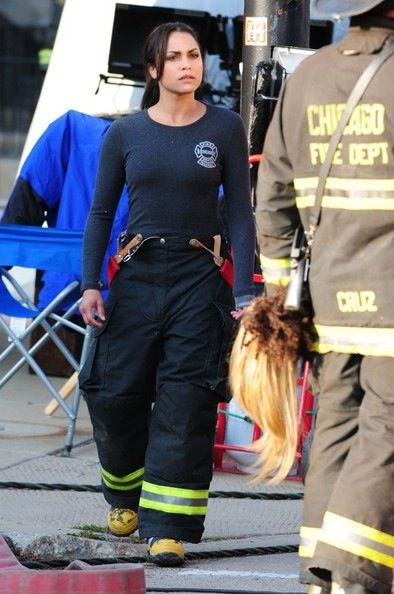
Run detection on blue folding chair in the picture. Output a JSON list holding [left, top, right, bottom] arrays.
[[0, 224, 91, 451]]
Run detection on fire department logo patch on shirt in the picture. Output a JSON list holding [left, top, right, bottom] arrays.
[[194, 141, 218, 168]]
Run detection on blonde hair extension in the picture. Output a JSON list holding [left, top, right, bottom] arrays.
[[229, 287, 315, 484]]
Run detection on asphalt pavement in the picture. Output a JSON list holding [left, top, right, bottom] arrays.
[[0, 327, 305, 594]]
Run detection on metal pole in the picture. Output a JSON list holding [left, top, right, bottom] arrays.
[[241, 0, 310, 152]]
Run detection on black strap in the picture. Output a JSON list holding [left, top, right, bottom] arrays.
[[308, 38, 394, 239]]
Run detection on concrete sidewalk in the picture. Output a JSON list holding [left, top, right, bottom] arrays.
[[0, 329, 305, 593]]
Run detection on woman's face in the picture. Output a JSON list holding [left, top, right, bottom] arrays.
[[150, 31, 203, 97]]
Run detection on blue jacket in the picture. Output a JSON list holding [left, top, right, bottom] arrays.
[[1, 110, 129, 308]]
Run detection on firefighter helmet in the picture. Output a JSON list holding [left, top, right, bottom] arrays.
[[312, 0, 388, 19]]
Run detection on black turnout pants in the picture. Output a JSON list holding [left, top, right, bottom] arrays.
[[300, 353, 394, 594], [79, 237, 235, 543]]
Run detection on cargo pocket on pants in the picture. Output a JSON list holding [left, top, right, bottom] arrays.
[[204, 300, 236, 402], [78, 299, 117, 392]]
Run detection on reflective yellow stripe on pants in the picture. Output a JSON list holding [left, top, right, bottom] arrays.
[[139, 481, 209, 515], [299, 526, 321, 559], [319, 512, 394, 569], [101, 467, 144, 492]]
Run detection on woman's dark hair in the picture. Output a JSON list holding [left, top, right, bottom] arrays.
[[140, 21, 202, 109]]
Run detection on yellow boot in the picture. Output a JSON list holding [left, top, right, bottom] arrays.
[[107, 507, 138, 536], [147, 538, 185, 567]]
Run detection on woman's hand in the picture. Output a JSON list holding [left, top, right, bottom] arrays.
[[231, 308, 244, 321], [80, 289, 106, 328]]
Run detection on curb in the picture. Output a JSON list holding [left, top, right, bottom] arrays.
[[0, 535, 146, 594]]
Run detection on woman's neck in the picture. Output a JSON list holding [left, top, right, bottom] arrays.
[[148, 96, 206, 127]]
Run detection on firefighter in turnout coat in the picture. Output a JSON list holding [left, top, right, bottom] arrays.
[[255, 1, 394, 593]]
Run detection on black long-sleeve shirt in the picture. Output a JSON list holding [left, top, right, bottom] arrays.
[[82, 105, 256, 305]]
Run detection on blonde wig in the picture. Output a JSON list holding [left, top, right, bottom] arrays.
[[229, 287, 315, 483]]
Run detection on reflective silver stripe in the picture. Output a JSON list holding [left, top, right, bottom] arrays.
[[263, 267, 291, 279], [300, 535, 317, 549], [296, 188, 394, 200], [260, 254, 291, 285], [296, 194, 394, 210], [319, 512, 394, 568], [264, 269, 291, 283], [140, 489, 207, 508], [295, 177, 394, 193], [139, 481, 208, 515], [315, 325, 394, 357], [295, 176, 394, 210], [299, 526, 320, 558]]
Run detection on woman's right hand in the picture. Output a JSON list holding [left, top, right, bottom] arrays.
[[80, 289, 106, 328]]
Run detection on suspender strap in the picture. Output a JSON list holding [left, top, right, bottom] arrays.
[[114, 233, 143, 264], [189, 235, 224, 266], [212, 234, 222, 265]]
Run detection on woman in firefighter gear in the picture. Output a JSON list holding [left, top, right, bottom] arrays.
[[79, 22, 256, 566], [230, 1, 394, 593]]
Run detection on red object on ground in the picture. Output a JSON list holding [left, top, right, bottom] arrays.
[[0, 535, 146, 594]]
